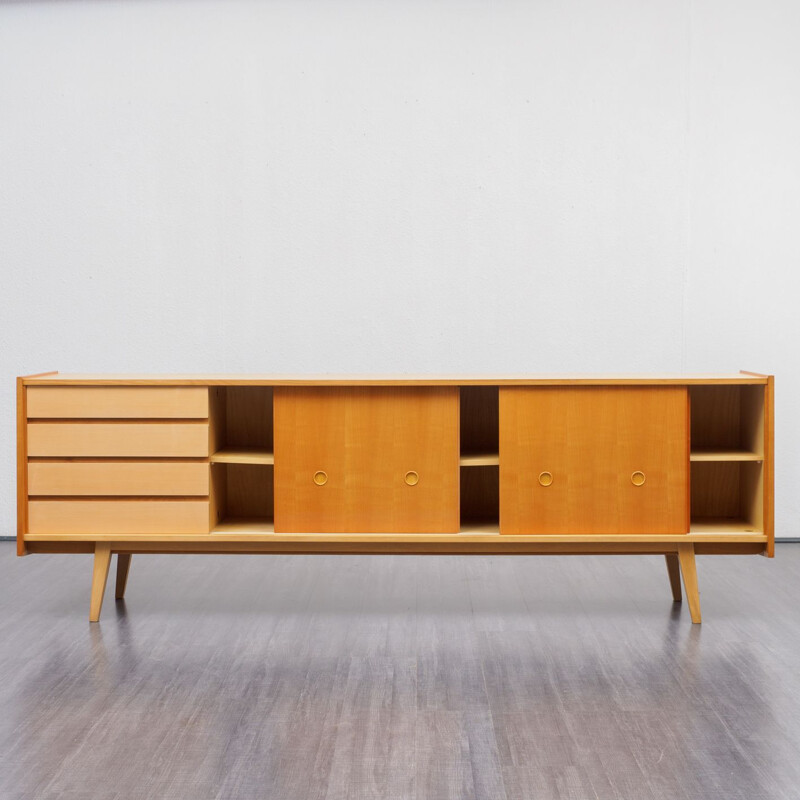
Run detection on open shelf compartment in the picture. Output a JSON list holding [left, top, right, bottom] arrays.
[[209, 387, 274, 530], [209, 386, 273, 463], [689, 385, 765, 533], [460, 386, 499, 531]]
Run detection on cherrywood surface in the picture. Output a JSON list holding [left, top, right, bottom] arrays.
[[274, 387, 460, 533], [499, 387, 689, 535]]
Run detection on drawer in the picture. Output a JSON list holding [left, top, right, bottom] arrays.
[[26, 387, 209, 419], [28, 500, 210, 534], [28, 462, 209, 496], [27, 423, 209, 457]]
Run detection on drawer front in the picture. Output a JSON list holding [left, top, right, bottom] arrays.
[[28, 500, 210, 534], [27, 387, 209, 419], [274, 387, 460, 533], [500, 387, 688, 535], [28, 462, 209, 496], [27, 423, 209, 457]]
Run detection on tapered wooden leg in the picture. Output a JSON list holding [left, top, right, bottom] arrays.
[[665, 554, 682, 603], [115, 553, 132, 600], [677, 544, 701, 624], [89, 543, 112, 623]]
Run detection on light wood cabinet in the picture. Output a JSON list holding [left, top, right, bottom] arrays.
[[499, 387, 688, 534], [273, 387, 459, 534], [15, 371, 775, 623]]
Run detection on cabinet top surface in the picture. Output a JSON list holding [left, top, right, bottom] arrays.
[[20, 372, 770, 386]]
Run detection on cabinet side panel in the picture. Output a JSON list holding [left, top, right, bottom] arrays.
[[17, 378, 28, 555], [765, 377, 775, 556]]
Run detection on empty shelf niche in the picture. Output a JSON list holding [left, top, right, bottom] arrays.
[[460, 386, 499, 532], [210, 386, 274, 464], [689, 385, 765, 533], [209, 386, 274, 531]]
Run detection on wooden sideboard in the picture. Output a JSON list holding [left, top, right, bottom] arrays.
[[16, 372, 774, 623]]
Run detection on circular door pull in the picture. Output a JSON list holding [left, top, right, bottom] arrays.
[[313, 470, 328, 486], [538, 471, 553, 487], [631, 471, 646, 486], [405, 471, 419, 486]]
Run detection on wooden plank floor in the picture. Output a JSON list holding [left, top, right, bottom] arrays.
[[2, 541, 800, 800]]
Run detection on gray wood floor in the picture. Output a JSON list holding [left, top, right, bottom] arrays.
[[2, 543, 800, 800]]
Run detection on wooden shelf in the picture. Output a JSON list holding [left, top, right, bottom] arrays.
[[690, 518, 762, 534], [690, 449, 762, 462], [210, 447, 274, 465], [459, 451, 499, 467], [213, 517, 274, 533], [459, 521, 500, 534]]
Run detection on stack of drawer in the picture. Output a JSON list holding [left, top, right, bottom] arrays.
[[26, 387, 211, 534]]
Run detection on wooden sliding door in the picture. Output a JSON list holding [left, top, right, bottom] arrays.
[[499, 387, 689, 535], [274, 387, 459, 533]]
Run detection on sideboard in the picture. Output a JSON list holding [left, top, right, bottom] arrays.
[[16, 372, 774, 623]]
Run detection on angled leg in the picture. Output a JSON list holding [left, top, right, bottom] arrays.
[[115, 553, 132, 600], [677, 544, 701, 624], [665, 554, 682, 602], [90, 543, 112, 623]]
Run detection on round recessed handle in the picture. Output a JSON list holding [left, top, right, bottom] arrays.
[[631, 471, 646, 487], [538, 471, 553, 487], [313, 470, 328, 486], [404, 471, 419, 486]]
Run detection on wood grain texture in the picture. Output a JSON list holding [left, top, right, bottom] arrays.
[[26, 386, 209, 419], [499, 387, 689, 535], [22, 372, 770, 385], [665, 553, 682, 602], [212, 463, 273, 522], [28, 500, 210, 535], [762, 376, 775, 557], [209, 448, 274, 465], [677, 543, 702, 623], [15, 372, 58, 554], [27, 461, 209, 496], [89, 542, 111, 622], [274, 387, 459, 534], [460, 465, 499, 529], [27, 422, 210, 457], [16, 377, 27, 556], [460, 386, 499, 457], [115, 553, 132, 599]]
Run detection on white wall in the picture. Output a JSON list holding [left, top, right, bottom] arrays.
[[1, 0, 797, 537]]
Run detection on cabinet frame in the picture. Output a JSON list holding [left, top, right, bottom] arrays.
[[15, 371, 774, 622]]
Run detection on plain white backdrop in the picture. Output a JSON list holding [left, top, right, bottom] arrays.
[[1, 0, 797, 538]]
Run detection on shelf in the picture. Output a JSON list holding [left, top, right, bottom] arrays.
[[459, 521, 500, 534], [690, 449, 762, 462], [690, 518, 762, 534], [213, 517, 274, 533], [460, 451, 499, 467], [210, 447, 274, 465]]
